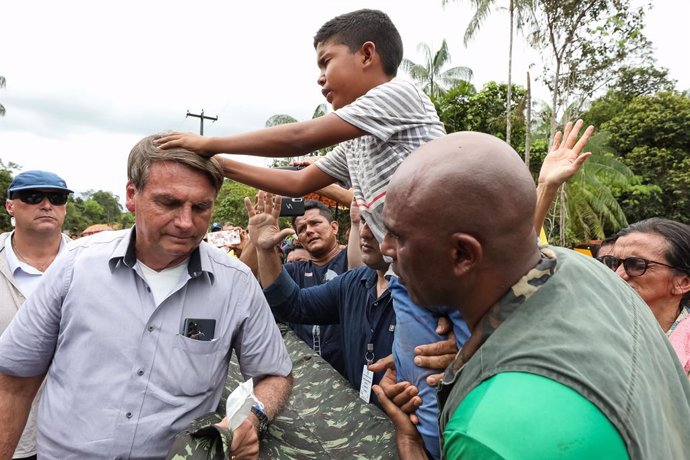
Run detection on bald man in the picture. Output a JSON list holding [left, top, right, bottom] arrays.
[[375, 132, 690, 459]]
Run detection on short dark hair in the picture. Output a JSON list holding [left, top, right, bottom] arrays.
[[291, 199, 334, 228], [314, 9, 403, 77]]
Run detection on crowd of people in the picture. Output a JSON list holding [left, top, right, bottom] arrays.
[[1, 7, 689, 460]]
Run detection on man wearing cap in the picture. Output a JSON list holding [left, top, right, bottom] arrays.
[[0, 170, 73, 460], [0, 137, 293, 459]]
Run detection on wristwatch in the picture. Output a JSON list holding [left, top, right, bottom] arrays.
[[251, 404, 269, 440]]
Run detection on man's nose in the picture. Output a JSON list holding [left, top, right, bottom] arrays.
[[380, 233, 396, 260], [175, 206, 194, 230], [38, 196, 53, 209]]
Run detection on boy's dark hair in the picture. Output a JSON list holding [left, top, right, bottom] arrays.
[[291, 199, 334, 228], [313, 9, 403, 77]]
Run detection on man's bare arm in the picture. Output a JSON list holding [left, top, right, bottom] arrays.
[[313, 184, 354, 208], [0, 373, 44, 458], [347, 196, 363, 270], [222, 161, 337, 199], [226, 373, 293, 459], [252, 373, 293, 422]]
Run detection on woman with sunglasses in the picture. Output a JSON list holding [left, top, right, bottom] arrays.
[[600, 218, 690, 376]]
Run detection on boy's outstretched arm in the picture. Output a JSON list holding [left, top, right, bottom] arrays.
[[156, 113, 365, 158], [220, 160, 337, 197]]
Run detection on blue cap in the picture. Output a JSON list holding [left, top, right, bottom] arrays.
[[7, 170, 73, 196]]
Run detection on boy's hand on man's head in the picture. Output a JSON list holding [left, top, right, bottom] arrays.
[[155, 131, 214, 157], [243, 192, 295, 251]]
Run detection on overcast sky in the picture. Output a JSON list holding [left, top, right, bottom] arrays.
[[1, 0, 687, 207]]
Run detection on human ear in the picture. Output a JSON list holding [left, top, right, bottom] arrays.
[[672, 274, 690, 296], [5, 199, 14, 216], [360, 41, 376, 65], [125, 181, 137, 213], [450, 233, 482, 277]]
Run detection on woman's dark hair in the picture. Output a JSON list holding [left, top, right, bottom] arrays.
[[617, 218, 690, 302]]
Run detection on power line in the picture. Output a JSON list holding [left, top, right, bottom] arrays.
[[186, 109, 218, 135]]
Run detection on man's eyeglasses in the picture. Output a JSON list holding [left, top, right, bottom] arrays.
[[598, 255, 679, 277], [13, 190, 69, 206]]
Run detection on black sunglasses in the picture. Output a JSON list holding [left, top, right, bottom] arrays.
[[14, 190, 69, 206], [598, 255, 679, 277]]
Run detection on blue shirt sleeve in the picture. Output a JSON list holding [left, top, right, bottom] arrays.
[[263, 268, 342, 325]]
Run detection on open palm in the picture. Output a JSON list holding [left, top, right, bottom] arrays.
[[244, 192, 294, 251]]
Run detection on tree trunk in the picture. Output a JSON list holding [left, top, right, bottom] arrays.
[[506, 0, 514, 145], [549, 59, 560, 144], [524, 71, 531, 168]]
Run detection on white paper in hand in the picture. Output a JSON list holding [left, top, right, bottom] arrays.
[[225, 378, 262, 431]]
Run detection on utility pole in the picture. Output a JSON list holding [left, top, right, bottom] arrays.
[[186, 109, 218, 135]]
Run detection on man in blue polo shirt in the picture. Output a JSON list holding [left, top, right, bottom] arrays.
[[265, 213, 393, 406], [245, 192, 458, 413]]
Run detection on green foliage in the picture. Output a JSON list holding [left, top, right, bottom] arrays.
[[435, 81, 527, 149], [212, 180, 258, 228], [0, 160, 16, 231], [585, 65, 677, 128], [87, 190, 122, 223], [402, 40, 472, 98], [600, 91, 690, 223]]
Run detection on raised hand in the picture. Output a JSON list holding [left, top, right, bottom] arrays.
[[154, 131, 214, 157], [243, 192, 295, 251], [538, 119, 595, 188]]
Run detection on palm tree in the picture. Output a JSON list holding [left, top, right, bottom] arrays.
[[401, 40, 473, 99], [0, 76, 6, 116], [445, 0, 534, 145]]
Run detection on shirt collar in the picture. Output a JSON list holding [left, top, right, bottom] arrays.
[[4, 230, 69, 276], [109, 226, 210, 281]]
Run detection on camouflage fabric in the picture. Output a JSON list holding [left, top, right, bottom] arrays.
[[440, 247, 557, 383], [168, 325, 397, 459], [166, 413, 231, 460]]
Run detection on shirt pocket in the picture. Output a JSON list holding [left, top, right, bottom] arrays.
[[167, 334, 225, 397]]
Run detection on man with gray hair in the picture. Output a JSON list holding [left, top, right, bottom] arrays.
[[0, 135, 293, 459]]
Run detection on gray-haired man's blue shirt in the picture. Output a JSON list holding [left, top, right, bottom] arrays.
[[0, 228, 292, 459]]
